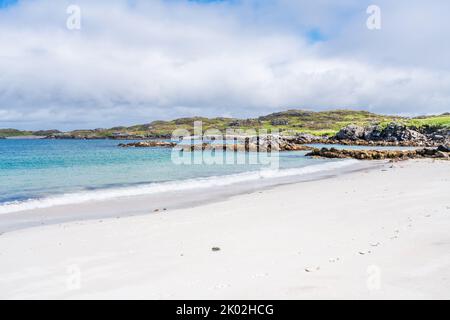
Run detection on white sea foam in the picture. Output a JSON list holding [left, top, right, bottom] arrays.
[[0, 160, 358, 215]]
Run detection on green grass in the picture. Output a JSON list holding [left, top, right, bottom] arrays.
[[405, 115, 450, 128], [0, 129, 33, 137]]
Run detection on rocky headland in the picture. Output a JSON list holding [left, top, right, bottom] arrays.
[[288, 123, 449, 147], [3, 110, 448, 145], [118, 121, 449, 154], [328, 123, 449, 147]]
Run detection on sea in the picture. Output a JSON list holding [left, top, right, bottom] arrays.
[[0, 139, 412, 215]]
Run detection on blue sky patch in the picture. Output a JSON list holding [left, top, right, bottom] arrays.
[[0, 0, 17, 9], [306, 28, 327, 43]]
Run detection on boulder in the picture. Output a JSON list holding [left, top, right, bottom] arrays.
[[293, 133, 326, 144], [270, 119, 289, 126], [335, 125, 366, 141], [435, 151, 449, 158], [428, 129, 450, 143], [362, 125, 383, 140], [380, 123, 427, 142], [437, 145, 450, 152]]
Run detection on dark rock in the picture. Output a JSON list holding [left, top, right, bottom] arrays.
[[293, 133, 326, 144], [362, 125, 383, 141], [174, 135, 314, 152], [33, 130, 62, 136], [119, 141, 176, 148], [333, 122, 437, 147], [437, 145, 450, 152], [211, 247, 221, 252], [305, 147, 450, 160], [379, 123, 427, 142], [435, 151, 449, 158], [270, 119, 289, 126], [335, 125, 365, 141], [228, 119, 260, 127]]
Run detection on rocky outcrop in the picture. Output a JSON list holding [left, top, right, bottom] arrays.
[[292, 133, 328, 144], [257, 136, 312, 151], [118, 141, 176, 148], [427, 128, 450, 144], [335, 125, 366, 141], [33, 130, 62, 136], [118, 136, 314, 152], [333, 123, 447, 147], [438, 144, 450, 152], [305, 145, 450, 160], [195, 136, 312, 152], [228, 119, 261, 127], [270, 119, 289, 126], [373, 123, 428, 143], [47, 133, 172, 140]]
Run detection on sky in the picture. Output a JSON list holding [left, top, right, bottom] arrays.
[[0, 0, 449, 130]]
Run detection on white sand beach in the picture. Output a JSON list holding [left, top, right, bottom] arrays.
[[0, 159, 449, 300]]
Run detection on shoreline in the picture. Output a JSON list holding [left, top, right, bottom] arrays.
[[0, 159, 449, 299], [2, 135, 447, 148], [0, 159, 378, 233]]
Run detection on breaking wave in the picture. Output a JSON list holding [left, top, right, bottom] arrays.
[[0, 160, 358, 215]]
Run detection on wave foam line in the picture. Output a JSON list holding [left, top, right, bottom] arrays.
[[0, 160, 358, 215]]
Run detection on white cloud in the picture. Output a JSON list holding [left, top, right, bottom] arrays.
[[0, 0, 449, 129]]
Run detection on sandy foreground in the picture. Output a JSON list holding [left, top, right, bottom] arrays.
[[0, 160, 449, 299]]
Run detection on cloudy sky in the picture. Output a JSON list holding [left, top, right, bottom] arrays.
[[0, 0, 449, 130]]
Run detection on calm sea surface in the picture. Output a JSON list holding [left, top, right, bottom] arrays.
[[0, 139, 409, 213], [0, 139, 332, 204]]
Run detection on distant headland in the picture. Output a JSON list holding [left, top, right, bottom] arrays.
[[1, 109, 449, 144]]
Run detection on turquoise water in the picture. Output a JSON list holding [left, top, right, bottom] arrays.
[[0, 139, 337, 207]]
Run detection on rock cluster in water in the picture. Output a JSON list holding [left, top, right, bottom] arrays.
[[118, 141, 176, 148], [305, 145, 450, 160], [118, 136, 313, 152]]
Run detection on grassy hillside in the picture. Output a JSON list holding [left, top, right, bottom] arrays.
[[118, 110, 405, 137], [404, 114, 450, 129], [0, 129, 60, 138], [0, 129, 33, 138], [1, 110, 449, 138]]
